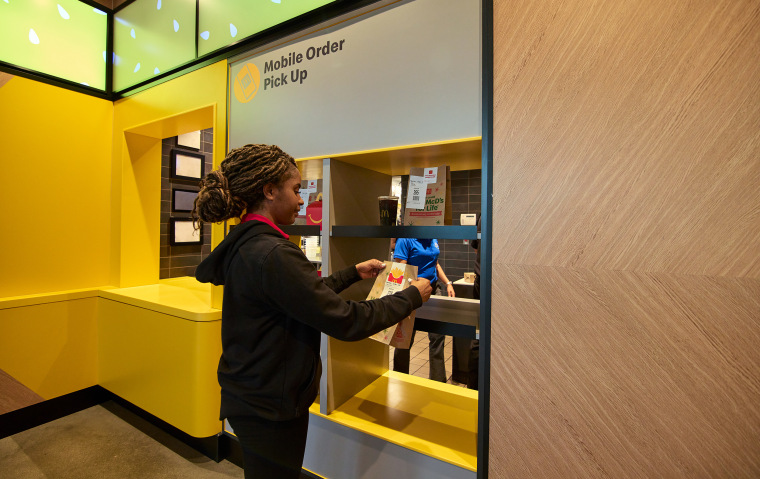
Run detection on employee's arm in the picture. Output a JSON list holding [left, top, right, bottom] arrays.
[[436, 261, 455, 297]]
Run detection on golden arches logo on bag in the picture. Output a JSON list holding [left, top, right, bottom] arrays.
[[387, 266, 405, 284], [233, 63, 260, 103]]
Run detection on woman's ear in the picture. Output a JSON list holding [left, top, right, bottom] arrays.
[[262, 182, 277, 201]]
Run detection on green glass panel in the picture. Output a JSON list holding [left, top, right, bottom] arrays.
[[198, 0, 336, 57], [113, 0, 196, 92], [0, 0, 107, 90]]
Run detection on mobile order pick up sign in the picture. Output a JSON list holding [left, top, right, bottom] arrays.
[[228, 0, 481, 159]]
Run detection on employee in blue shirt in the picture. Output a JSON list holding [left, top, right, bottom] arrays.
[[393, 237, 455, 382]]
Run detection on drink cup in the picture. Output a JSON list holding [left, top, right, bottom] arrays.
[[378, 196, 399, 226]]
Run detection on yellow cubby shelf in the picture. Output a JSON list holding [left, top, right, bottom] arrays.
[[313, 371, 478, 471]]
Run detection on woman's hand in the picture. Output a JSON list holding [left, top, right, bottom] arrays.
[[356, 259, 386, 280], [446, 283, 456, 297]]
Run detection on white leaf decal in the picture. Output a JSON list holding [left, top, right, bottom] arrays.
[[58, 4, 70, 19]]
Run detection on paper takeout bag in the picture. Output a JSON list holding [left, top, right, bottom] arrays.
[[403, 165, 452, 226], [367, 261, 418, 349]]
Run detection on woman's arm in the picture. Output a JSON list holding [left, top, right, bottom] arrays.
[[436, 261, 455, 297], [320, 259, 392, 293], [263, 244, 424, 341], [355, 259, 386, 280], [321, 264, 362, 294]]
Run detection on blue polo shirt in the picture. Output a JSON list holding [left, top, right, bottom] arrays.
[[393, 238, 440, 283]]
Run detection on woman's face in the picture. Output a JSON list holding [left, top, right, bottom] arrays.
[[269, 166, 303, 225]]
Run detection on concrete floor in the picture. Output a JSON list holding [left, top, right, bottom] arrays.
[[0, 401, 243, 479]]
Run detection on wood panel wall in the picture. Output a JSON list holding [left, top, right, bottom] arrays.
[[490, 0, 760, 477], [0, 73, 13, 89]]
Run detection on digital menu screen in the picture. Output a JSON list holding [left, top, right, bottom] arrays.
[[0, 0, 107, 90], [198, 0, 335, 57], [113, 0, 196, 92]]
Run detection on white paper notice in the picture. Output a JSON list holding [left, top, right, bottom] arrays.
[[175, 153, 202, 179], [174, 221, 200, 243], [300, 180, 318, 215], [406, 175, 425, 209], [423, 166, 438, 184], [380, 262, 407, 297], [299, 191, 311, 215]]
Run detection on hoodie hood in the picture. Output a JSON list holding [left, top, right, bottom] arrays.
[[195, 221, 279, 286]]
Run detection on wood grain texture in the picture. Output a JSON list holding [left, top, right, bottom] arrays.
[[0, 73, 13, 90], [489, 266, 760, 477], [490, 0, 760, 476], [492, 0, 760, 277], [0, 368, 43, 415]]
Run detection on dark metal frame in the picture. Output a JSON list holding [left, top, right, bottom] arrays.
[[169, 218, 202, 246], [479, 1, 494, 477], [280, 225, 322, 237], [170, 149, 205, 181], [331, 225, 478, 240], [171, 188, 199, 213]]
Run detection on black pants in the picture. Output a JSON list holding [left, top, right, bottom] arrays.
[[393, 328, 448, 382], [452, 274, 480, 389], [228, 414, 310, 479], [392, 281, 447, 382]]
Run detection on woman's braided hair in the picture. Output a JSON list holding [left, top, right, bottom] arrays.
[[192, 144, 296, 227]]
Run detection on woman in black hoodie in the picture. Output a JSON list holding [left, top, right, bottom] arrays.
[[193, 144, 431, 479]]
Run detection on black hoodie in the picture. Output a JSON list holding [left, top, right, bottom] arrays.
[[196, 220, 423, 421]]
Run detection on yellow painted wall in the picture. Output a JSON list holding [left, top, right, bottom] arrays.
[[0, 297, 98, 400], [0, 76, 113, 298], [98, 298, 222, 437], [111, 60, 228, 288], [94, 61, 229, 434], [0, 61, 228, 419]]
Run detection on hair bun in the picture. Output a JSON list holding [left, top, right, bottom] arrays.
[[201, 170, 229, 192], [193, 171, 240, 223]]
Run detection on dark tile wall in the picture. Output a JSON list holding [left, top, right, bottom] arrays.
[[439, 169, 481, 282], [160, 129, 213, 279], [396, 169, 481, 283]]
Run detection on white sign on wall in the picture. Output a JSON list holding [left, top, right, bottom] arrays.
[[228, 0, 481, 159]]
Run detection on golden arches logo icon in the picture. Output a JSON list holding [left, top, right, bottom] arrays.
[[233, 63, 260, 103], [388, 266, 405, 284]]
